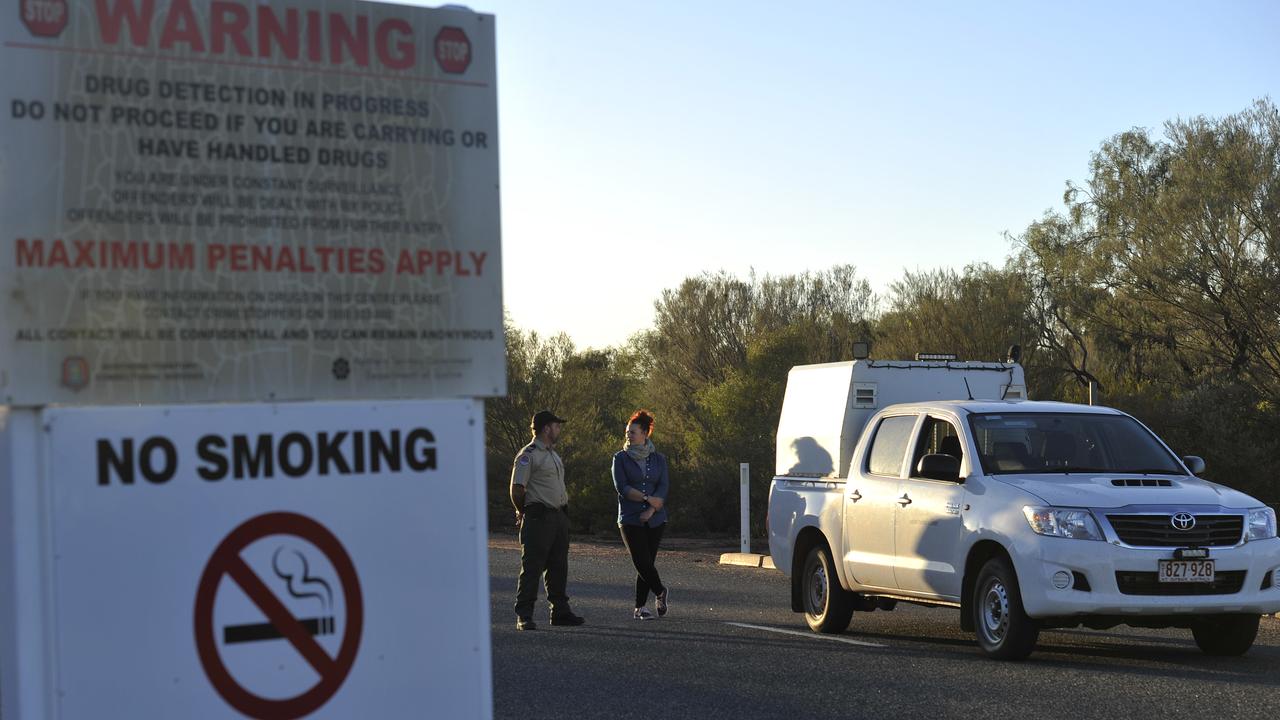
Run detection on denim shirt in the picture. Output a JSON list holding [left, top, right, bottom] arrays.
[[612, 450, 669, 527]]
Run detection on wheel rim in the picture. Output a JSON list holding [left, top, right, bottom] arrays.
[[807, 561, 828, 617], [980, 578, 1009, 645]]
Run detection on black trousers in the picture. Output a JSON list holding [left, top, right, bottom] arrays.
[[620, 522, 666, 608], [514, 504, 571, 620]]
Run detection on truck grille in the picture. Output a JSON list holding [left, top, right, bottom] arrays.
[[1105, 514, 1243, 547], [1115, 570, 1246, 595]]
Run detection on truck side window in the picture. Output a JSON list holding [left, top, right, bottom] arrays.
[[866, 415, 917, 477], [911, 416, 962, 474]]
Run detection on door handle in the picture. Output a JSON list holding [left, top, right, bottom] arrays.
[[849, 489, 862, 502], [897, 494, 912, 506]]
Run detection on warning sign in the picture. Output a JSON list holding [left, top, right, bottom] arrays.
[[0, 0, 504, 406], [194, 512, 363, 720]]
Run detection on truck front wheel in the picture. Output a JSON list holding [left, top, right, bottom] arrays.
[[1192, 614, 1259, 656], [972, 557, 1039, 659], [802, 544, 854, 633]]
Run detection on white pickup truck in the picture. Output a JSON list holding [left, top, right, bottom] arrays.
[[767, 356, 1280, 659]]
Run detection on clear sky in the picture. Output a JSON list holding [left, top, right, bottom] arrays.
[[465, 0, 1278, 350]]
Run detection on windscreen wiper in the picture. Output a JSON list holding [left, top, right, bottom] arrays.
[[1118, 468, 1184, 475]]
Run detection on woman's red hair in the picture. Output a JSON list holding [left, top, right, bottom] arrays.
[[628, 410, 654, 436]]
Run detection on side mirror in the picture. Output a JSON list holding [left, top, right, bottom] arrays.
[[1182, 455, 1205, 475], [916, 453, 961, 482]]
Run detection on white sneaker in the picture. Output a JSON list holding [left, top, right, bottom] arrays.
[[633, 607, 655, 620]]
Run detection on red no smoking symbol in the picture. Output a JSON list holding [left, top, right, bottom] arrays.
[[194, 513, 363, 720]]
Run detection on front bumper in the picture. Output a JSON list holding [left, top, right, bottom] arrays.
[[1014, 536, 1280, 618]]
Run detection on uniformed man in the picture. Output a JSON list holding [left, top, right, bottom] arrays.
[[510, 409, 586, 631]]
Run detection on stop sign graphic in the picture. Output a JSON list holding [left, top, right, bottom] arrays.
[[21, 0, 68, 37], [434, 26, 471, 74]]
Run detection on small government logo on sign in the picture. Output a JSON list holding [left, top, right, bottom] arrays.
[[332, 358, 350, 380], [60, 356, 89, 391], [20, 0, 68, 37], [434, 26, 471, 74]]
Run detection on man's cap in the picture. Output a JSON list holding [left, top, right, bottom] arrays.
[[531, 409, 567, 432]]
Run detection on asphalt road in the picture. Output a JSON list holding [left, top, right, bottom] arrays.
[[489, 534, 1280, 720]]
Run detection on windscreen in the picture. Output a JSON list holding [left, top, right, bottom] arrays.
[[968, 412, 1182, 475]]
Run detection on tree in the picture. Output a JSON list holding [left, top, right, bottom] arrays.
[[1015, 99, 1280, 401], [636, 267, 875, 532], [874, 263, 1039, 375], [484, 318, 641, 533], [484, 318, 573, 524], [1012, 98, 1280, 500], [487, 99, 1280, 530]]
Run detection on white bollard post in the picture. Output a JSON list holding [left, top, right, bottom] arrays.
[[740, 463, 750, 554]]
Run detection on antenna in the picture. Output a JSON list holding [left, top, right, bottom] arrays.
[[963, 377, 974, 401]]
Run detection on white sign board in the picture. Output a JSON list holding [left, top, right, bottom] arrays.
[[0, 0, 504, 405], [8, 399, 491, 718]]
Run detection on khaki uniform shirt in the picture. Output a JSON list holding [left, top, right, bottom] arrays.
[[511, 438, 568, 508]]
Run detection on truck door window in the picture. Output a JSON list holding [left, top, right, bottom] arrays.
[[866, 415, 917, 477], [911, 417, 962, 476]]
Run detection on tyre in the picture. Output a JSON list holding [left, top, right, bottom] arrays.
[[801, 544, 854, 633], [1192, 614, 1259, 656], [972, 556, 1039, 659]]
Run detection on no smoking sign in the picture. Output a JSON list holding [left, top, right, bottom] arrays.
[[194, 513, 363, 719]]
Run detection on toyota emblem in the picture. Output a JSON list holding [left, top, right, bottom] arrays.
[[1171, 512, 1196, 531]]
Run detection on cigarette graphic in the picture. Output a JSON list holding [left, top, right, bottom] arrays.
[[223, 616, 336, 645]]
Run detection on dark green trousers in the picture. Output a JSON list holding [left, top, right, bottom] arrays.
[[514, 503, 571, 620]]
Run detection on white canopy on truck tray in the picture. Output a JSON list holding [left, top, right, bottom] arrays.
[[774, 359, 1025, 478]]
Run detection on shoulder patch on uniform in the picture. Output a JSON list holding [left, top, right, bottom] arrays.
[[518, 455, 530, 465]]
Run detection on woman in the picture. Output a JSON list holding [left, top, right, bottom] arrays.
[[612, 410, 670, 620]]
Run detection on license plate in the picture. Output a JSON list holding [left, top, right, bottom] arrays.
[[1158, 559, 1215, 583]]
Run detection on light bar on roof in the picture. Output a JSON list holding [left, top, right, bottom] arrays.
[[915, 353, 958, 361]]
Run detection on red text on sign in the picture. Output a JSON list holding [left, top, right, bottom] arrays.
[[17, 238, 195, 270], [93, 0, 417, 70]]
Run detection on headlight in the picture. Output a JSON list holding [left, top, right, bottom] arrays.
[[1022, 506, 1104, 541], [1246, 507, 1277, 541]]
